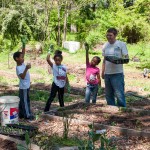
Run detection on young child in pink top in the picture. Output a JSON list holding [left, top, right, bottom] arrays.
[[85, 43, 101, 103]]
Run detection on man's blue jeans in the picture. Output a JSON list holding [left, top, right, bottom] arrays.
[[85, 84, 98, 103], [104, 73, 126, 107]]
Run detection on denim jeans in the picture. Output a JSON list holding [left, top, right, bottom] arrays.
[[85, 84, 98, 103], [104, 73, 126, 107], [19, 88, 31, 119]]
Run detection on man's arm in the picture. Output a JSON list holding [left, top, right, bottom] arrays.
[[101, 58, 105, 79], [47, 54, 53, 68], [84, 43, 89, 64]]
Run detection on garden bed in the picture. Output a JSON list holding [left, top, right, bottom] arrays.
[[26, 116, 150, 150], [0, 124, 38, 140], [55, 102, 150, 131], [0, 126, 26, 140]]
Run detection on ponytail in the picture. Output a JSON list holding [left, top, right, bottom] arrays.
[[54, 50, 63, 60]]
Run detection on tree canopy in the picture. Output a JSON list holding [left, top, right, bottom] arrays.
[[0, 0, 149, 52]]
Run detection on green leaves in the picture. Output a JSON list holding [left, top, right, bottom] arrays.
[[78, 124, 117, 150], [2, 10, 21, 42], [25, 132, 30, 146], [0, 0, 149, 49], [17, 144, 28, 150], [17, 132, 31, 150]]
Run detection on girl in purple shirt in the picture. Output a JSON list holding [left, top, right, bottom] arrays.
[[85, 43, 101, 103]]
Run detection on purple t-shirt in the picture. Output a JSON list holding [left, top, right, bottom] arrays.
[[86, 63, 100, 85]]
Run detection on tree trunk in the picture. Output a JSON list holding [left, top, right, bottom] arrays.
[[57, 0, 61, 46], [44, 0, 51, 41], [62, 1, 68, 46]]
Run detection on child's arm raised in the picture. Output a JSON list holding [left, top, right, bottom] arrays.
[[21, 36, 27, 56], [84, 43, 89, 64], [47, 54, 53, 67]]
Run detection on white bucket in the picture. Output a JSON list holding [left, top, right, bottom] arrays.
[[63, 41, 80, 53], [0, 96, 20, 126]]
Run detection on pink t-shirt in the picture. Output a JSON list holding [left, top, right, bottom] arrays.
[[86, 63, 100, 85]]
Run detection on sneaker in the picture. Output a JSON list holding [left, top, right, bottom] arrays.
[[26, 115, 35, 121], [44, 111, 50, 114]]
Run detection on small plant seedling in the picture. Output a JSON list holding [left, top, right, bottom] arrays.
[[48, 44, 54, 54], [21, 35, 28, 45], [103, 114, 109, 119], [17, 132, 31, 150], [135, 120, 142, 128], [78, 123, 117, 150], [84, 42, 89, 51], [111, 122, 116, 126]]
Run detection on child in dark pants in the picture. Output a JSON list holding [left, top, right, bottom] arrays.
[[13, 39, 33, 120], [44, 50, 69, 112]]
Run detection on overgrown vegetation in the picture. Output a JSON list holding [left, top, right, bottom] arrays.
[[0, 0, 149, 48], [78, 124, 116, 150], [0, 0, 149, 70]]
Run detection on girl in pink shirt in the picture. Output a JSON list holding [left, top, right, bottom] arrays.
[[85, 43, 101, 103]]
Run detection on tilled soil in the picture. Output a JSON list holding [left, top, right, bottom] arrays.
[[128, 98, 150, 110], [27, 118, 150, 150], [56, 103, 150, 131], [0, 138, 17, 150]]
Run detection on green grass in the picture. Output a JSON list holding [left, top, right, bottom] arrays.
[[0, 87, 82, 103], [0, 76, 18, 85], [126, 96, 141, 104], [56, 137, 81, 147], [30, 90, 77, 102], [68, 74, 76, 83], [127, 42, 150, 69], [33, 134, 85, 149]]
